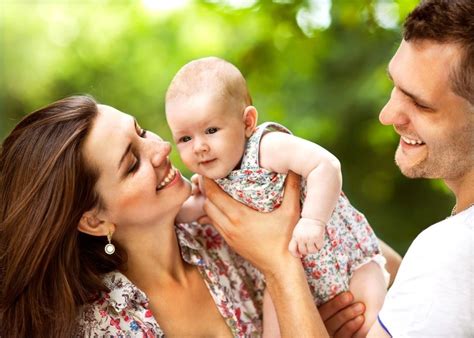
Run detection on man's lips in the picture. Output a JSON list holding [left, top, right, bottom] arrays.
[[400, 135, 425, 145]]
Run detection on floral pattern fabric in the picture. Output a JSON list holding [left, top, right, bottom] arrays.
[[76, 222, 265, 337], [216, 122, 385, 305]]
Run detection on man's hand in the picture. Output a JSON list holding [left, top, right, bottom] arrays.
[[318, 291, 366, 337], [203, 171, 301, 274]]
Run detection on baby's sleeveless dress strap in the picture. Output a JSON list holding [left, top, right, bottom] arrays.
[[215, 122, 291, 212], [240, 122, 292, 169]]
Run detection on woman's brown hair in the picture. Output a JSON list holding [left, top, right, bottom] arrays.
[[0, 96, 125, 337]]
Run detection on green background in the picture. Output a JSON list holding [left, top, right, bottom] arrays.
[[0, 0, 454, 255]]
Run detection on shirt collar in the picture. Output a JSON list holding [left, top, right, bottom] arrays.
[[101, 271, 149, 314]]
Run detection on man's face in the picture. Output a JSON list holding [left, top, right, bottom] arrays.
[[379, 39, 474, 181]]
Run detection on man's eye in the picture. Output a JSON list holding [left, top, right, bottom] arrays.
[[205, 127, 219, 134], [179, 136, 192, 143], [413, 101, 430, 110]]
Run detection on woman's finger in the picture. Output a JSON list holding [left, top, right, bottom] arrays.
[[203, 198, 232, 239], [203, 177, 251, 223]]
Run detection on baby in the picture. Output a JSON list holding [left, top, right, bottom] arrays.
[[165, 57, 388, 336]]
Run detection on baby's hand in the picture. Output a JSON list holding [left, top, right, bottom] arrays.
[[191, 174, 205, 196], [288, 218, 326, 257]]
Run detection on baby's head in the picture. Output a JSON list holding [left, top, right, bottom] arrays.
[[165, 57, 258, 179]]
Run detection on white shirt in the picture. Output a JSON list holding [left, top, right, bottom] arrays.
[[378, 206, 474, 337]]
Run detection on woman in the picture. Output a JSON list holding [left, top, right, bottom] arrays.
[[0, 95, 398, 337]]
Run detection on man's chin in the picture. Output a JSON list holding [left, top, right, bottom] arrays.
[[395, 157, 425, 178]]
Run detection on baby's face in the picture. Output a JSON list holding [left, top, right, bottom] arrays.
[[166, 93, 248, 179]]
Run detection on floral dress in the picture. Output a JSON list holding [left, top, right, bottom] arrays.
[[216, 122, 387, 305], [75, 222, 265, 337]]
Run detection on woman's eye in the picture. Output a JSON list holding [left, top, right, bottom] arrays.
[[179, 136, 192, 143], [127, 158, 140, 174], [140, 129, 147, 138], [206, 127, 219, 134]]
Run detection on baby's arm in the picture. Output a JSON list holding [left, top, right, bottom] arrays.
[[259, 131, 342, 256], [175, 175, 207, 224]]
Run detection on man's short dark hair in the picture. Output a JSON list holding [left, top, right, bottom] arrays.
[[404, 0, 474, 104]]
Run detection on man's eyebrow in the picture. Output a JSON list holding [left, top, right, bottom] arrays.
[[118, 118, 137, 170], [386, 67, 432, 108]]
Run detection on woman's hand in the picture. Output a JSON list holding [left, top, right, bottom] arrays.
[[318, 291, 366, 337], [202, 171, 301, 275]]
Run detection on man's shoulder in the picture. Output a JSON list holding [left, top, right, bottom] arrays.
[[414, 207, 473, 247]]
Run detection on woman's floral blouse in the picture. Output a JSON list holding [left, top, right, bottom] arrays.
[[76, 222, 265, 337]]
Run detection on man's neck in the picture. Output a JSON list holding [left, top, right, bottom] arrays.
[[445, 169, 474, 214]]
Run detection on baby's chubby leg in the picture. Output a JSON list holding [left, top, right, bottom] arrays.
[[348, 261, 387, 338]]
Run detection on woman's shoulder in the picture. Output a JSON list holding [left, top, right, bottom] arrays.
[[75, 271, 163, 337], [175, 222, 264, 280]]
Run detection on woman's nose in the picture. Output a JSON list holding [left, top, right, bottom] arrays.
[[151, 140, 171, 167]]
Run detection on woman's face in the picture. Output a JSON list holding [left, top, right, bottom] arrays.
[[82, 104, 191, 234]]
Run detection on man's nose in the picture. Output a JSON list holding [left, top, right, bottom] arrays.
[[379, 89, 409, 126]]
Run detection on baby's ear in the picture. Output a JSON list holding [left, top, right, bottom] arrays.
[[78, 209, 114, 237], [243, 106, 258, 137]]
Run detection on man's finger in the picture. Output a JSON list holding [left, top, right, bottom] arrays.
[[324, 302, 365, 335], [334, 315, 365, 338], [318, 291, 354, 321], [197, 215, 212, 225]]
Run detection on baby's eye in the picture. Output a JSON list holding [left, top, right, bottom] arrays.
[[179, 136, 192, 143], [205, 127, 219, 134]]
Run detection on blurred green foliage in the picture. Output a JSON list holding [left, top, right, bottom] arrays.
[[0, 0, 454, 254]]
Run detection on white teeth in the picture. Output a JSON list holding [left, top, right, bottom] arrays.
[[157, 166, 177, 190], [402, 136, 424, 145]]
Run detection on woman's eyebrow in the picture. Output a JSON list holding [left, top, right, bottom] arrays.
[[117, 118, 137, 170], [118, 143, 132, 170]]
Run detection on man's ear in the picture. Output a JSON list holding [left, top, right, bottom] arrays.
[[78, 209, 114, 237], [243, 106, 258, 138]]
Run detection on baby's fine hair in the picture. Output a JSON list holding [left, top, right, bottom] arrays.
[[166, 56, 253, 107]]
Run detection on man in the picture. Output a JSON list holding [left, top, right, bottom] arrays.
[[321, 1, 473, 336], [373, 0, 473, 336]]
